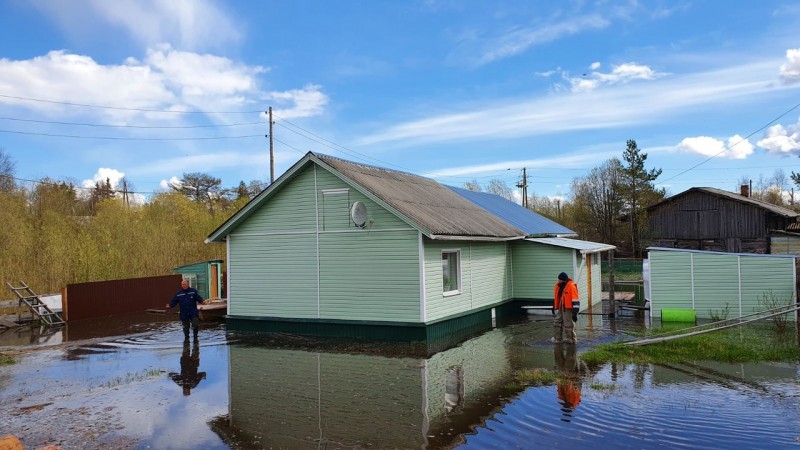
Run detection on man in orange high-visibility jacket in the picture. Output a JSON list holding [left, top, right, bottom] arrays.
[[553, 272, 580, 344]]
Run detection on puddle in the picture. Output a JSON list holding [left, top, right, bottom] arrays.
[[1, 314, 798, 449]]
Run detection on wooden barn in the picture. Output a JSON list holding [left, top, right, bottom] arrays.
[[647, 186, 799, 254]]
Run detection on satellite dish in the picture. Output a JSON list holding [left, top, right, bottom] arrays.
[[350, 201, 367, 227]]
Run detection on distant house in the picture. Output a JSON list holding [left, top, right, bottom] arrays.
[[206, 152, 614, 339], [173, 259, 223, 300], [647, 186, 799, 254]]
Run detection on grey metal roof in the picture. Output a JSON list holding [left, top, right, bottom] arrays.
[[448, 186, 575, 236], [317, 154, 525, 239], [526, 237, 616, 253], [649, 187, 800, 218]]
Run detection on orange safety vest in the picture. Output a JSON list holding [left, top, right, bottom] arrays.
[[553, 279, 579, 310], [558, 382, 582, 408]]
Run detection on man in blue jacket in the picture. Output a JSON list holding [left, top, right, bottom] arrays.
[[166, 279, 204, 342]]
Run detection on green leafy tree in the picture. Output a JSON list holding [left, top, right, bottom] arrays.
[[620, 140, 663, 257], [170, 172, 223, 213]]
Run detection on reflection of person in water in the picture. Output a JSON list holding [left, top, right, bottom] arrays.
[[554, 343, 581, 420], [169, 342, 207, 396]]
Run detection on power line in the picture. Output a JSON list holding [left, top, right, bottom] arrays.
[[0, 129, 263, 141], [0, 116, 267, 129], [274, 119, 409, 171], [271, 136, 308, 155], [658, 100, 800, 184], [0, 93, 263, 114]]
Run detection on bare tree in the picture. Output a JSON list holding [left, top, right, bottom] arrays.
[[571, 158, 624, 245], [463, 179, 482, 192], [0, 147, 16, 192], [486, 179, 514, 201]]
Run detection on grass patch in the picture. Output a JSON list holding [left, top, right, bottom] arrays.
[[589, 382, 616, 391], [582, 325, 800, 365], [505, 368, 574, 393], [102, 368, 165, 388], [0, 353, 14, 366]]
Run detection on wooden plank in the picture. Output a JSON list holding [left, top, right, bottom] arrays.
[[0, 317, 21, 328], [601, 292, 635, 302]]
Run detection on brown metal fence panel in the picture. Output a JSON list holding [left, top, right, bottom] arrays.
[[65, 274, 182, 321]]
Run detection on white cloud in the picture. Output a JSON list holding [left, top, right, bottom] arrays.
[[0, 47, 327, 123], [266, 84, 330, 119], [568, 63, 663, 92], [145, 45, 265, 97], [357, 58, 792, 147], [136, 149, 299, 179], [452, 15, 610, 67], [757, 119, 800, 155], [425, 150, 618, 178], [160, 176, 182, 190], [82, 167, 126, 190], [780, 48, 800, 84], [31, 0, 241, 51], [676, 135, 754, 159], [589, 61, 601, 70]]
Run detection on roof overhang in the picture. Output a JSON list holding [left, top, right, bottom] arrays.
[[525, 237, 616, 254], [429, 234, 525, 242]]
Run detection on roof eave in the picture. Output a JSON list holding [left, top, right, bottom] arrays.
[[429, 234, 525, 242]]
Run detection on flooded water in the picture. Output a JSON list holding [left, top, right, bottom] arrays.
[[1, 313, 799, 449]]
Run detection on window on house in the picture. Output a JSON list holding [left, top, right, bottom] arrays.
[[182, 274, 197, 288], [442, 250, 461, 294]]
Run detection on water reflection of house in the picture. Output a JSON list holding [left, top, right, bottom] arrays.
[[211, 328, 524, 448], [206, 152, 613, 339]]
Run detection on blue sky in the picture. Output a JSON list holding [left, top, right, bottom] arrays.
[[1, 0, 800, 202]]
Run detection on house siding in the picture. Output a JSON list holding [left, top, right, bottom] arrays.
[[229, 163, 421, 322], [649, 249, 796, 319], [319, 230, 420, 322], [234, 166, 319, 234], [423, 239, 510, 322], [229, 233, 318, 318], [510, 241, 572, 300]]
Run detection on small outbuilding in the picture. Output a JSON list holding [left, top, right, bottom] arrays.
[[647, 186, 799, 254], [174, 260, 224, 300], [647, 247, 796, 320]]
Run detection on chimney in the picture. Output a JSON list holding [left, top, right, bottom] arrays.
[[740, 184, 750, 197]]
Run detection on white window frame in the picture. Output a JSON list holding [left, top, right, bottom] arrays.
[[441, 249, 462, 296], [181, 274, 197, 288]]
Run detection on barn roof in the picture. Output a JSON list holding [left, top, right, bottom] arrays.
[[447, 186, 576, 236], [648, 187, 800, 218]]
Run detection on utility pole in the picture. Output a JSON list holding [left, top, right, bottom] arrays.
[[268, 106, 275, 184], [516, 167, 528, 208]]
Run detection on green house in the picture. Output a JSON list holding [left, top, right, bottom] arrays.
[[207, 152, 613, 338], [647, 247, 797, 320], [173, 259, 224, 300]]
